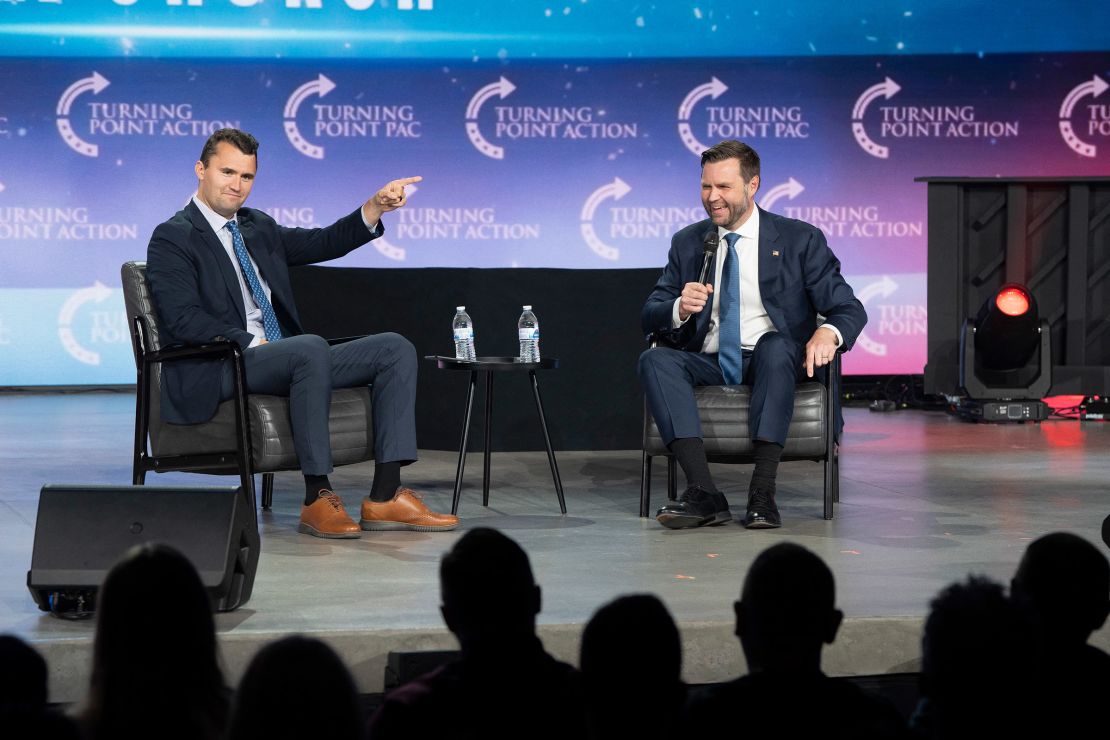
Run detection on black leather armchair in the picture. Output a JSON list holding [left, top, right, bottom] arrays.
[[640, 350, 841, 520], [122, 261, 375, 511]]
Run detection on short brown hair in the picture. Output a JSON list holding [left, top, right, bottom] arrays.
[[701, 140, 760, 182], [198, 128, 259, 166]]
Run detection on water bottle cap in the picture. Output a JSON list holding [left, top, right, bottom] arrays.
[[456, 306, 465, 311], [522, 305, 532, 310]]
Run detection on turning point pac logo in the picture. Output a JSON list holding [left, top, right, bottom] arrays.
[[677, 76, 809, 157], [1059, 74, 1109, 158], [283, 73, 422, 160]]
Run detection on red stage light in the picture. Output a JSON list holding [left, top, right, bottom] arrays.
[[996, 287, 1030, 316]]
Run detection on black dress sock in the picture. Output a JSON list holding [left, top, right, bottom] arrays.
[[750, 440, 783, 495], [369, 461, 402, 502], [304, 474, 332, 506], [667, 437, 716, 492]]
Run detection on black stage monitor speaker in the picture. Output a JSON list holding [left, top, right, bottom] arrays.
[[27, 485, 260, 615]]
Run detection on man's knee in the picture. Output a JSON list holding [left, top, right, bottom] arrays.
[[753, 332, 799, 368], [637, 347, 673, 382], [288, 334, 331, 365], [378, 332, 417, 367]]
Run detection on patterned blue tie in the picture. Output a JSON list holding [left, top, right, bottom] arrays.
[[226, 219, 283, 342], [718, 232, 743, 385]]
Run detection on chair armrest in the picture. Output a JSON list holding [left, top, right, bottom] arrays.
[[143, 340, 241, 364]]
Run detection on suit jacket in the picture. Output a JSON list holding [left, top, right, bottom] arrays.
[[641, 209, 867, 355], [146, 201, 379, 424]]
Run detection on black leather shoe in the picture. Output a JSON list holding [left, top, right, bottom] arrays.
[[742, 488, 781, 529], [656, 486, 732, 529]]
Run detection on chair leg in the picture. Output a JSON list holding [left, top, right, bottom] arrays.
[[262, 473, 274, 510], [823, 452, 834, 520], [667, 456, 678, 500], [640, 451, 652, 517], [832, 442, 841, 503]]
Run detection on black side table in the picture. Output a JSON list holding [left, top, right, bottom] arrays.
[[426, 356, 566, 515]]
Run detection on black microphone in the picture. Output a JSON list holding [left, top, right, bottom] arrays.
[[698, 230, 719, 285]]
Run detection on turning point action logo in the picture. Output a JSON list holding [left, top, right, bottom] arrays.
[[466, 76, 638, 160], [578, 177, 702, 262], [56, 71, 238, 157], [852, 76, 1019, 159], [1059, 74, 1109, 158]]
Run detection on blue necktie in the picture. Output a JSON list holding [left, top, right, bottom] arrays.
[[226, 219, 283, 342], [718, 232, 743, 385]]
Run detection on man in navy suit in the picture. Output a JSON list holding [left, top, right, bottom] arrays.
[[639, 140, 866, 529], [147, 128, 457, 539]]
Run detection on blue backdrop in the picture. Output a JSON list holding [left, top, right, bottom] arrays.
[[1, 1, 1108, 384]]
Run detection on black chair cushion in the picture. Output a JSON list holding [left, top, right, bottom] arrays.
[[643, 382, 827, 460]]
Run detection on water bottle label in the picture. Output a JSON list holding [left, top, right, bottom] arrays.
[[453, 328, 473, 341], [518, 328, 539, 341]]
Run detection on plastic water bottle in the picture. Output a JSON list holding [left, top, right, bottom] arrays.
[[452, 306, 477, 361], [517, 305, 540, 363]]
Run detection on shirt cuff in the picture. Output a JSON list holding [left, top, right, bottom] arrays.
[[822, 323, 844, 347], [361, 208, 383, 235], [671, 298, 690, 329]]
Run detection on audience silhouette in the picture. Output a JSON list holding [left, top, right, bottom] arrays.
[[1010, 532, 1109, 737], [910, 575, 1032, 739], [77, 543, 228, 740], [0, 634, 80, 740], [366, 527, 585, 739], [685, 542, 907, 739], [580, 594, 685, 739], [227, 635, 363, 740]]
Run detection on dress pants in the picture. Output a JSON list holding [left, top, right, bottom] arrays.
[[637, 331, 805, 448], [219, 333, 418, 475]]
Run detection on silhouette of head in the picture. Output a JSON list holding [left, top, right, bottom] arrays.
[[227, 636, 360, 740], [85, 543, 225, 739], [0, 635, 48, 710], [1012, 531, 1110, 645], [920, 575, 1030, 736], [580, 594, 684, 738], [734, 543, 842, 673], [581, 593, 682, 688], [440, 528, 540, 645]]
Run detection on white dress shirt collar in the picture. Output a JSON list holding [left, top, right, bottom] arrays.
[[192, 194, 237, 234]]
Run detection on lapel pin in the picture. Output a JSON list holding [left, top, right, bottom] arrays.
[[772, 250, 780, 257]]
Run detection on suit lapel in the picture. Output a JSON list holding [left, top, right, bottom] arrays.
[[757, 208, 784, 329], [186, 201, 246, 327]]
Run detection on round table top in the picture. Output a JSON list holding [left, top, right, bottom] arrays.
[[425, 355, 559, 371]]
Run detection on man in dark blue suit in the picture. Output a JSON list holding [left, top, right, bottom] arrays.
[[147, 128, 457, 539], [639, 140, 866, 529]]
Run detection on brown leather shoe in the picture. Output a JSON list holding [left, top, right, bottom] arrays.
[[298, 490, 361, 539], [360, 488, 459, 532]]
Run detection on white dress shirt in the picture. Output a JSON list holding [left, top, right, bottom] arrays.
[[671, 208, 842, 353]]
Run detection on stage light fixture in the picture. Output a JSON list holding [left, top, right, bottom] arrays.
[[957, 283, 1051, 422]]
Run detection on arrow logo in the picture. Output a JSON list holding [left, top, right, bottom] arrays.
[[758, 177, 805, 212], [56, 71, 110, 157], [465, 76, 516, 160], [373, 184, 417, 261], [1059, 74, 1108, 158], [284, 74, 337, 160], [851, 77, 900, 160], [57, 281, 113, 366], [854, 275, 898, 357], [677, 76, 728, 157], [579, 177, 631, 261]]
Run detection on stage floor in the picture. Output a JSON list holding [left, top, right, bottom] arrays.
[[1, 391, 1107, 702]]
